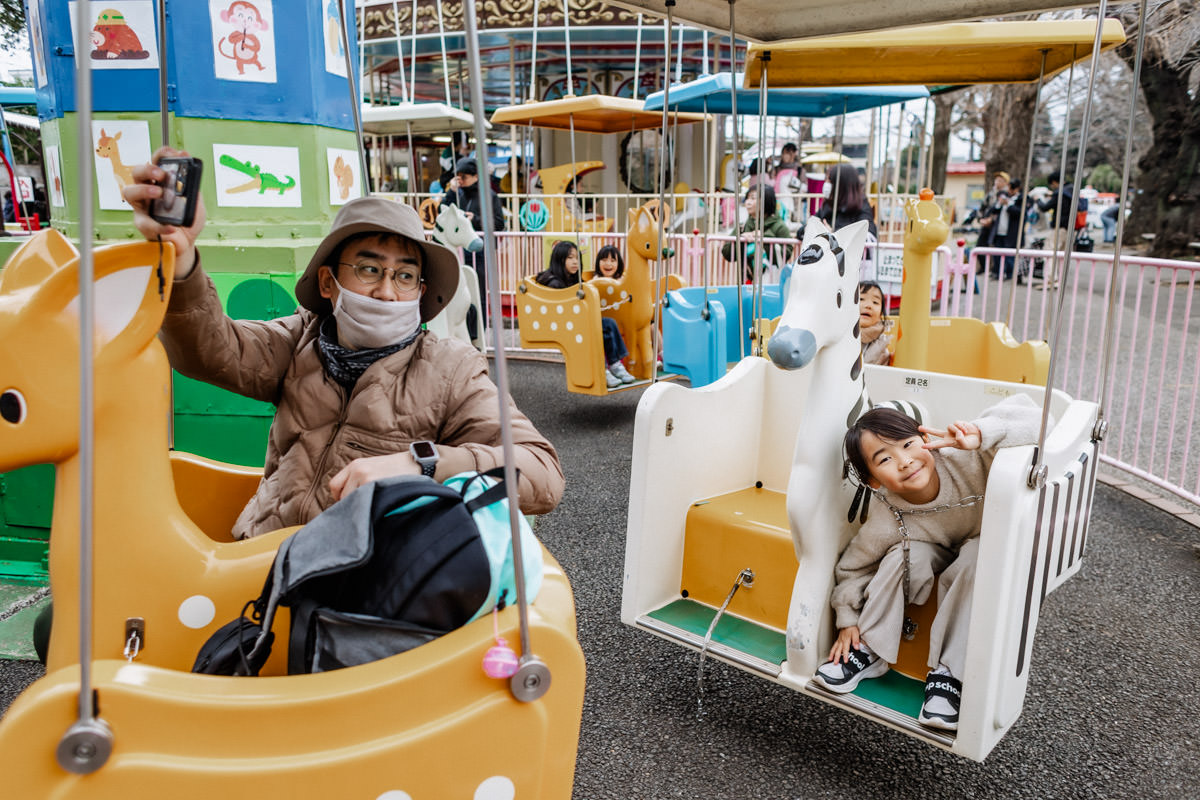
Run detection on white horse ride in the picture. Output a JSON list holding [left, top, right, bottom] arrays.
[[623, 216, 1100, 760], [427, 202, 485, 351]]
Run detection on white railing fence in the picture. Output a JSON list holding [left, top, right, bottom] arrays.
[[950, 245, 1198, 507], [420, 198, 1197, 509]]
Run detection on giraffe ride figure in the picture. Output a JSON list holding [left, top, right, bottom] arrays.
[[892, 188, 950, 372]]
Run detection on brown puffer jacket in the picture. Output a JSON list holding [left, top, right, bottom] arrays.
[[161, 261, 564, 540]]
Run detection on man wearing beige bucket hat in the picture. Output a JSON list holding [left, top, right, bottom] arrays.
[[124, 150, 563, 540]]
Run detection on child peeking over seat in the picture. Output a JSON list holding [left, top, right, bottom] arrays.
[[814, 395, 1042, 731], [858, 281, 892, 366]]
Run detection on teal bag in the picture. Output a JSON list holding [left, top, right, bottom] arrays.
[[444, 469, 544, 621]]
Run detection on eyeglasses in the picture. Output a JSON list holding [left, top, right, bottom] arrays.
[[339, 261, 422, 292]]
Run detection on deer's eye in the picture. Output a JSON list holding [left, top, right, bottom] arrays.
[[0, 390, 26, 424]]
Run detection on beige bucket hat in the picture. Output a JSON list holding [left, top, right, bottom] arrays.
[[295, 197, 460, 322]]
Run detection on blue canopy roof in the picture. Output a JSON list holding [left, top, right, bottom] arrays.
[[642, 73, 928, 117]]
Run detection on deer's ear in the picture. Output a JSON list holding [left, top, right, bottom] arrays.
[[30, 240, 175, 359], [0, 228, 78, 295]]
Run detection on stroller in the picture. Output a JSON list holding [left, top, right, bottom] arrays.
[[1017, 235, 1047, 284]]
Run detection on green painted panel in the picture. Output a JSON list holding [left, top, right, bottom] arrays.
[[43, 114, 357, 251], [0, 464, 55, 531], [647, 598, 788, 665], [173, 413, 274, 468], [850, 669, 926, 719], [647, 598, 927, 720]]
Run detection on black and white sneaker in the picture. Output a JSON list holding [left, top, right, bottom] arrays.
[[918, 670, 962, 731], [814, 645, 889, 693]]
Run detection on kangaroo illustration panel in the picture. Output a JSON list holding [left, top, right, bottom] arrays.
[[68, 1, 160, 69], [213, 143, 302, 207], [92, 119, 151, 210], [209, 0, 277, 84], [45, 144, 65, 208], [326, 147, 361, 205]]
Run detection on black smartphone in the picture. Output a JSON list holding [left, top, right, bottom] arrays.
[[150, 156, 202, 228]]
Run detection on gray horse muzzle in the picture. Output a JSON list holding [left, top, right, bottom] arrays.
[[767, 325, 816, 370]]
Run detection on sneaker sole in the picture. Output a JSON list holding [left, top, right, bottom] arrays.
[[812, 656, 889, 694], [917, 711, 959, 731]]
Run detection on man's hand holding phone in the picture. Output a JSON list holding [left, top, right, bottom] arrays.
[[124, 147, 208, 280]]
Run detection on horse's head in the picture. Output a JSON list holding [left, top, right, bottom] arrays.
[[767, 217, 868, 371], [0, 230, 174, 472], [902, 189, 950, 254], [432, 203, 483, 253]]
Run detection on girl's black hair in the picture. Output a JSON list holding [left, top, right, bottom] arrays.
[[858, 281, 884, 305], [746, 184, 778, 217], [593, 244, 625, 279], [546, 240, 580, 285], [828, 163, 865, 214], [843, 407, 923, 487]]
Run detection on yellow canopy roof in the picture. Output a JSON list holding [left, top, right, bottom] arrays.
[[490, 95, 707, 134], [607, 0, 1091, 43], [744, 20, 1127, 87]]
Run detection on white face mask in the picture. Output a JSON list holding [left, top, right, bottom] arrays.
[[331, 278, 422, 350]]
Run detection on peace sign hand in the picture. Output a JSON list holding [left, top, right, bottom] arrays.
[[919, 421, 982, 452]]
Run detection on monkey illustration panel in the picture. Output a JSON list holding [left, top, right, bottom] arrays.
[[326, 148, 361, 205], [91, 119, 152, 210], [323, 0, 347, 78], [45, 145, 66, 208], [209, 0, 278, 84], [213, 143, 302, 208], [68, 1, 161, 70]]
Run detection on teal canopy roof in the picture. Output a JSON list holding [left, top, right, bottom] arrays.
[[642, 73, 928, 117]]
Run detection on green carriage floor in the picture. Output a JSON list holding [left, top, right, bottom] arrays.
[[645, 598, 925, 719]]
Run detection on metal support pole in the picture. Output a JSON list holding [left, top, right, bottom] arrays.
[[56, 0, 114, 774], [1096, 0, 1148, 440], [1030, 2, 1110, 488], [1007, 50, 1048, 329], [463, 0, 550, 702]]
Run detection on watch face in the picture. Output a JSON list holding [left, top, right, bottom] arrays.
[[412, 441, 436, 460]]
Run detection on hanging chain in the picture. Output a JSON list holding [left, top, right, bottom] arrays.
[[883, 494, 985, 608]]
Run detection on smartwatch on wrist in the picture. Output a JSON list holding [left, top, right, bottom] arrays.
[[409, 440, 439, 479]]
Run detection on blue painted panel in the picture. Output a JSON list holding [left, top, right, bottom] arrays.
[[663, 289, 726, 388], [32, 0, 164, 119], [29, 0, 358, 129], [168, 1, 358, 129]]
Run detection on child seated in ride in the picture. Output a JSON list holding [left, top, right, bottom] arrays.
[[857, 281, 892, 366], [535, 241, 634, 387], [593, 244, 624, 279], [815, 395, 1042, 731]]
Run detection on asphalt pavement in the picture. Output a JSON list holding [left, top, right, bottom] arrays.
[[2, 357, 1197, 799]]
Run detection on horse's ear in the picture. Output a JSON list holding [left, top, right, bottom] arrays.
[[837, 220, 870, 277], [800, 216, 830, 249]]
